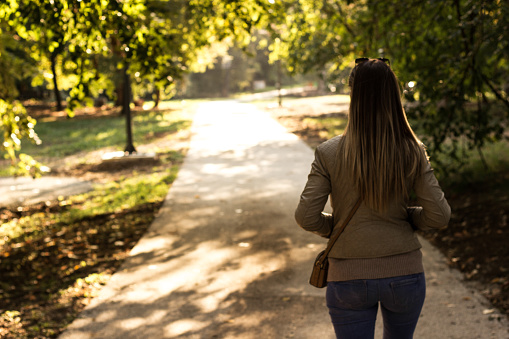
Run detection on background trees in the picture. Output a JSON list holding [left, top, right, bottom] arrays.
[[1, 0, 508, 174], [269, 0, 509, 172], [1, 0, 279, 172], [354, 0, 509, 171]]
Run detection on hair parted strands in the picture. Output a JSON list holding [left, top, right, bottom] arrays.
[[340, 59, 424, 212]]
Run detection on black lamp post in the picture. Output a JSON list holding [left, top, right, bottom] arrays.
[[123, 62, 136, 154]]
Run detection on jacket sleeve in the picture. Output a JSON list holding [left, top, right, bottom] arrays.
[[409, 154, 451, 231], [295, 146, 334, 237]]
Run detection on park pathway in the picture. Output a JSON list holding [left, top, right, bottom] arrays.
[[60, 101, 508, 339]]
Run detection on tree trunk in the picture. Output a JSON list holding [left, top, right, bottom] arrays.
[[50, 54, 63, 111], [153, 87, 161, 109], [115, 82, 124, 109]]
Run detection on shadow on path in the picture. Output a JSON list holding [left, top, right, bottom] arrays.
[[60, 101, 508, 339]]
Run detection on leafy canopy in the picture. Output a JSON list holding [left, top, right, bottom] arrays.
[[269, 0, 509, 173]]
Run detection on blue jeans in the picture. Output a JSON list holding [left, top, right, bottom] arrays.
[[326, 273, 426, 339]]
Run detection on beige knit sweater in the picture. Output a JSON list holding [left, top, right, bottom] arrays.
[[295, 135, 451, 281]]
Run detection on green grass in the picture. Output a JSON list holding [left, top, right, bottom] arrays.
[[19, 110, 191, 158], [302, 115, 348, 139], [430, 138, 509, 190], [0, 152, 181, 247], [0, 100, 198, 176], [0, 151, 185, 338]]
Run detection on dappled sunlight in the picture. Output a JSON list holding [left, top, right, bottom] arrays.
[[60, 101, 333, 338], [189, 101, 298, 159], [164, 319, 208, 337], [91, 231, 299, 308], [201, 162, 260, 177], [95, 130, 117, 141], [187, 242, 287, 312], [93, 309, 117, 323], [117, 317, 147, 330], [4, 0, 507, 334]]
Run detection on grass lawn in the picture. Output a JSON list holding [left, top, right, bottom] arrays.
[[0, 100, 197, 338], [3, 100, 195, 160]]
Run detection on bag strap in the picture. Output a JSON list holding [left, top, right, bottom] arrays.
[[318, 197, 362, 265]]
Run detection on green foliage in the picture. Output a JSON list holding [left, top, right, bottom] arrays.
[[0, 101, 39, 159], [267, 1, 358, 74], [3, 0, 275, 111], [5, 0, 507, 174], [0, 100, 47, 176], [270, 0, 509, 174], [432, 137, 509, 186], [0, 18, 46, 176], [0, 26, 37, 99], [1, 0, 278, 175], [371, 0, 509, 173]]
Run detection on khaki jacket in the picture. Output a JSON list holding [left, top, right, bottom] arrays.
[[295, 136, 451, 259]]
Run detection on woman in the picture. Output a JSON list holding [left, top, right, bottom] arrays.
[[295, 58, 451, 339]]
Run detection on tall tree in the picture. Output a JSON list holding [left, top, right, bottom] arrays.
[[1, 0, 285, 166], [270, 0, 509, 172], [365, 0, 509, 170], [64, 0, 279, 152], [9, 0, 77, 111]]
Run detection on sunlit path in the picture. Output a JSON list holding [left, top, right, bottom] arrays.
[[60, 100, 333, 338], [60, 101, 508, 339]]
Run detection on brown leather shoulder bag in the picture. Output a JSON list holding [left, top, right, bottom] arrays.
[[309, 198, 362, 288]]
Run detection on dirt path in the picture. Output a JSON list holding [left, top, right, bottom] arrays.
[[59, 100, 508, 338]]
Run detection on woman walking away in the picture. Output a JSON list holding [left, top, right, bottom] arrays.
[[295, 58, 451, 339]]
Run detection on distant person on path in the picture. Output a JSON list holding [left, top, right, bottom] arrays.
[[295, 58, 451, 339]]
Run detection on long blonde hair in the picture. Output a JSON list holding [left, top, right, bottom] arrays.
[[340, 59, 423, 212]]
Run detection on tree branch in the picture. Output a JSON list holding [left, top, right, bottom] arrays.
[[332, 1, 356, 37], [481, 73, 509, 110]]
